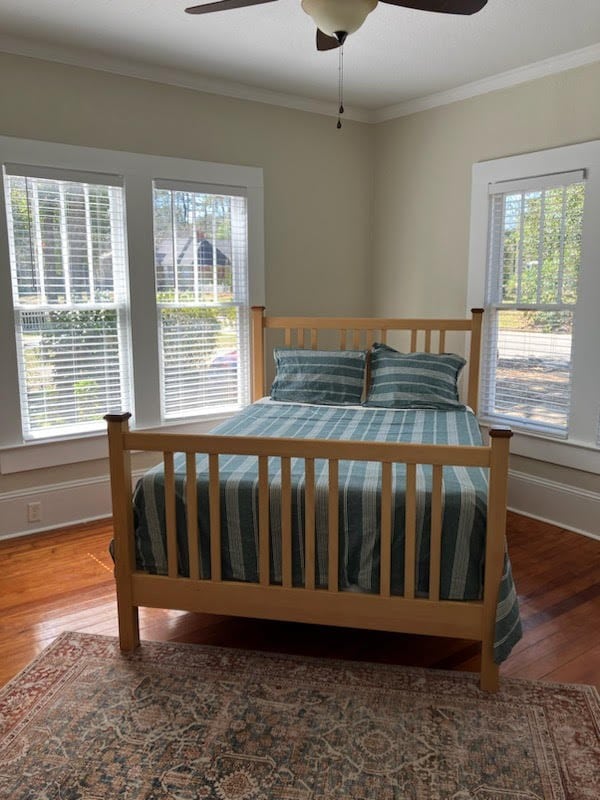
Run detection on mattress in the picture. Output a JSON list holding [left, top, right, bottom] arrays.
[[132, 400, 522, 663]]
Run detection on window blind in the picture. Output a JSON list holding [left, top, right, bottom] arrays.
[[153, 184, 250, 419], [482, 177, 585, 434], [4, 173, 131, 439]]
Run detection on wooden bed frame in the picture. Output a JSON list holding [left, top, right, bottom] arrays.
[[105, 307, 512, 691]]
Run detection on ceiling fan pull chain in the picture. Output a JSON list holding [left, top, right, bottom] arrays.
[[337, 45, 344, 129]]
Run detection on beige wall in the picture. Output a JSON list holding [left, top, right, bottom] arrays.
[[372, 60, 600, 318], [0, 53, 373, 504], [371, 60, 600, 494], [1, 50, 599, 528], [0, 53, 374, 317]]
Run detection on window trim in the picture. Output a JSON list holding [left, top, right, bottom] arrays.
[[0, 135, 264, 469], [467, 139, 600, 476]]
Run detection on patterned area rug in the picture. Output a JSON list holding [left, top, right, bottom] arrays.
[[0, 633, 598, 800]]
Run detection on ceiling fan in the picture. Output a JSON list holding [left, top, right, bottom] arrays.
[[184, 0, 489, 51]]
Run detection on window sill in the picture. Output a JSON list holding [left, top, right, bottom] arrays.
[[480, 422, 600, 475], [0, 410, 237, 475]]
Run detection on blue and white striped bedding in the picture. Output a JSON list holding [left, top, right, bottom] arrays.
[[133, 400, 522, 663]]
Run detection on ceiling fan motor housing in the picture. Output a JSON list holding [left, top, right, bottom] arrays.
[[302, 0, 378, 38]]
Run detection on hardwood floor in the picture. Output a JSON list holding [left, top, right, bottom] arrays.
[[1, 512, 598, 689]]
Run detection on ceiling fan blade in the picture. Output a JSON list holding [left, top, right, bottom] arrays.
[[316, 28, 341, 51], [379, 0, 487, 14], [185, 0, 278, 15]]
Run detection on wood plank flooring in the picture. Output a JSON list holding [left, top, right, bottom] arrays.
[[1, 512, 598, 689]]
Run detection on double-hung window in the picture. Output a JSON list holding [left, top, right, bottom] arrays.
[[482, 172, 584, 436], [4, 167, 131, 440], [0, 137, 264, 460], [153, 183, 250, 419], [469, 140, 600, 471]]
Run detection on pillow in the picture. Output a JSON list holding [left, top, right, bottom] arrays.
[[365, 343, 465, 409], [270, 348, 366, 405]]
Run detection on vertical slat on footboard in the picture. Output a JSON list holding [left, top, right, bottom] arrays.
[[281, 456, 293, 588], [185, 453, 200, 580], [380, 462, 392, 597], [164, 452, 178, 579], [429, 465, 443, 601], [304, 458, 316, 590], [328, 459, 339, 592], [258, 456, 270, 586], [404, 464, 417, 599], [209, 453, 221, 581]]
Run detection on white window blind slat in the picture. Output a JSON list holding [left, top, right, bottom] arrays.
[[4, 173, 131, 439], [153, 178, 247, 197], [4, 163, 124, 187], [488, 169, 585, 196], [153, 184, 250, 420]]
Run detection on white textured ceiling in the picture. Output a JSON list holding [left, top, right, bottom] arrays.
[[1, 0, 600, 113]]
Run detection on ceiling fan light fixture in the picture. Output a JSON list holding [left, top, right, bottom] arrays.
[[301, 0, 378, 38]]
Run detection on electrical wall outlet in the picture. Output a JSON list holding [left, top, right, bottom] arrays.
[[27, 501, 42, 523]]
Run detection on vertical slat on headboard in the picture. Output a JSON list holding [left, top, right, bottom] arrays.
[[439, 330, 446, 353], [251, 306, 265, 401]]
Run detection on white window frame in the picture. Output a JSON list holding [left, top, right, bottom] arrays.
[[468, 140, 600, 475], [0, 136, 264, 473]]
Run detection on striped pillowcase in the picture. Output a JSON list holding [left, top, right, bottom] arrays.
[[271, 348, 366, 405], [365, 343, 466, 409]]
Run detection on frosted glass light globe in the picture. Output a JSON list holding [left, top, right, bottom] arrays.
[[301, 0, 378, 37]]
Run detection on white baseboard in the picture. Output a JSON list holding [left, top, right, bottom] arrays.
[[1, 467, 598, 541], [0, 470, 145, 540], [508, 469, 600, 541]]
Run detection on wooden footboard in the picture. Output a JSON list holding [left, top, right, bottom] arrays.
[[105, 415, 512, 692]]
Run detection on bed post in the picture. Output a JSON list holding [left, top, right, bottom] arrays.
[[105, 412, 140, 651], [481, 426, 512, 691], [468, 308, 484, 414], [251, 305, 266, 401]]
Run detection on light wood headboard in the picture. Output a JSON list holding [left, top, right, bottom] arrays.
[[251, 307, 484, 413]]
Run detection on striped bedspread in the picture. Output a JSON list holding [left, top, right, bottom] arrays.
[[133, 400, 522, 663]]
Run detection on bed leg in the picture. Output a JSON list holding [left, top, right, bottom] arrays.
[[117, 600, 140, 651], [115, 565, 140, 650], [480, 641, 499, 692]]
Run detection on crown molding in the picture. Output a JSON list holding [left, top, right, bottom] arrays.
[[373, 41, 600, 123], [0, 34, 372, 124], [2, 34, 600, 126]]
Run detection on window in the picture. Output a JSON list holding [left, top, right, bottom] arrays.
[[482, 173, 585, 436], [0, 136, 264, 459], [4, 169, 131, 440], [468, 140, 600, 472], [153, 183, 250, 419]]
